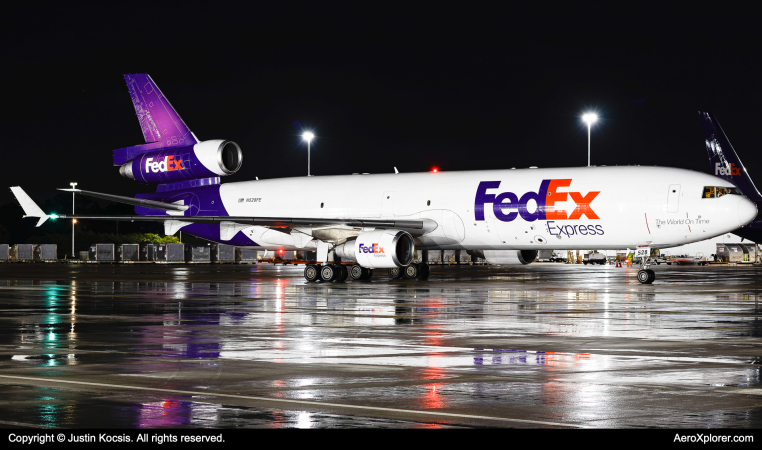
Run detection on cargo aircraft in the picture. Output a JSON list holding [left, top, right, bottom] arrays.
[[10, 75, 758, 284], [699, 112, 762, 243]]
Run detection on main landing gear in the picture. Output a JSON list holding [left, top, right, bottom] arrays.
[[303, 263, 429, 282], [636, 258, 656, 284], [304, 263, 361, 282], [389, 263, 430, 280]]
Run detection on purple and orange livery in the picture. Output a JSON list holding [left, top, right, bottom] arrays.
[[475, 180, 600, 223]]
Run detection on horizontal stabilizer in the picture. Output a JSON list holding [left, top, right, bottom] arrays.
[[10, 186, 50, 226], [58, 189, 189, 212]]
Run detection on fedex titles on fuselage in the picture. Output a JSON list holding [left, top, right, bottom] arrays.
[[145, 155, 184, 173], [475, 179, 604, 237]]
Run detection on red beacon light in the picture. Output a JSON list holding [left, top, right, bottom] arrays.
[[431, 167, 439, 173]]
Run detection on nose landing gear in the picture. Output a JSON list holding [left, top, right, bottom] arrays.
[[636, 257, 656, 284], [637, 268, 655, 284]]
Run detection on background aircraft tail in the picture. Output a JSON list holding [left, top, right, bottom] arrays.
[[699, 111, 762, 202]]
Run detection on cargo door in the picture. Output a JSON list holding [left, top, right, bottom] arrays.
[[667, 184, 681, 213]]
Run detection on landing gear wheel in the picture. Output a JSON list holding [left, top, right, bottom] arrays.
[[334, 264, 348, 282], [349, 265, 364, 280], [403, 264, 418, 279], [637, 269, 655, 284], [362, 268, 373, 280], [304, 264, 319, 282], [388, 267, 402, 279], [320, 264, 337, 282], [417, 263, 430, 279]]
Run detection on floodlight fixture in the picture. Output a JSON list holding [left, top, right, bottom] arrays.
[[302, 131, 315, 176], [581, 112, 599, 166]]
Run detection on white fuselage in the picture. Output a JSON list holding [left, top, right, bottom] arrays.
[[217, 166, 757, 251]]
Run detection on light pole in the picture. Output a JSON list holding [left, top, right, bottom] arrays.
[[70, 182, 77, 259], [582, 113, 598, 167], [302, 131, 314, 176]]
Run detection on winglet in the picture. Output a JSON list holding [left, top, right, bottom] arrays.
[[10, 186, 51, 227]]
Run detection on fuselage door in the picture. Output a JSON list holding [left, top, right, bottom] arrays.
[[667, 184, 681, 213]]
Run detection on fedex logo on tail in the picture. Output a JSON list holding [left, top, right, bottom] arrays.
[[475, 179, 600, 222], [715, 163, 741, 176], [359, 243, 385, 254], [146, 155, 184, 173]]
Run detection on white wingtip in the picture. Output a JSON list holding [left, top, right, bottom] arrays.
[[10, 186, 50, 227]]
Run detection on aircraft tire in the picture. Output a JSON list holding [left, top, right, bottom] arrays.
[[335, 264, 348, 282], [403, 264, 418, 279], [417, 263, 430, 279], [362, 268, 373, 280], [349, 265, 364, 280], [320, 264, 336, 282], [637, 269, 654, 284], [304, 264, 320, 282], [388, 267, 402, 279]]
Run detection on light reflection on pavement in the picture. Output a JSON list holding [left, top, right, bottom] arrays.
[[0, 263, 760, 428]]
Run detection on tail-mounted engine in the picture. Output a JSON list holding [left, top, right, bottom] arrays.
[[119, 140, 242, 184], [334, 229, 415, 268]]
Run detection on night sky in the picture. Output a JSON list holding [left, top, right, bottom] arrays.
[[3, 4, 761, 208]]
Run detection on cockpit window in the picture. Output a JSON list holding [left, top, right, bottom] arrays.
[[702, 186, 742, 198]]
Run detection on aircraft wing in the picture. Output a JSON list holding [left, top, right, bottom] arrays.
[[58, 188, 189, 212], [11, 186, 424, 230], [47, 214, 424, 229]]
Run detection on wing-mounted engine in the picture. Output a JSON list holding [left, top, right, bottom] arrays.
[[334, 229, 415, 268], [468, 250, 537, 265], [119, 140, 242, 184]]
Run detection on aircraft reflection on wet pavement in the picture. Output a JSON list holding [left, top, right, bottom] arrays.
[[0, 264, 760, 428]]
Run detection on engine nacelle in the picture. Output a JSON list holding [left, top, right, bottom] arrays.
[[468, 250, 537, 265], [119, 140, 242, 184], [334, 229, 415, 268]]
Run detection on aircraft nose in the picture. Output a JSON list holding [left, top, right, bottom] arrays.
[[737, 197, 758, 227]]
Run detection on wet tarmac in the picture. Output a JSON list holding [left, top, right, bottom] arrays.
[[0, 262, 760, 428]]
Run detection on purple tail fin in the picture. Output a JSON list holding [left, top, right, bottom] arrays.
[[124, 74, 197, 147]]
